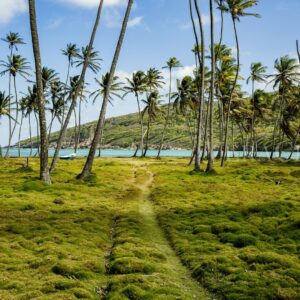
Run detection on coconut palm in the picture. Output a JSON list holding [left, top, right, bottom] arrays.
[[0, 54, 30, 157], [246, 62, 267, 157], [142, 91, 162, 157], [75, 46, 102, 74], [48, 80, 65, 143], [206, 0, 216, 172], [220, 0, 260, 166], [50, 0, 104, 173], [189, 0, 206, 172], [124, 71, 148, 156], [90, 73, 123, 155], [61, 43, 80, 124], [0, 91, 14, 120], [268, 56, 299, 159], [28, 0, 51, 183], [157, 57, 181, 158], [78, 0, 133, 179], [2, 32, 25, 56], [145, 68, 164, 93]]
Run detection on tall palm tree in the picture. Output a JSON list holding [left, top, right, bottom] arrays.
[[142, 91, 162, 157], [220, 0, 260, 167], [50, 0, 105, 173], [206, 0, 216, 172], [0, 55, 30, 157], [268, 56, 299, 159], [2, 32, 25, 156], [123, 71, 148, 156], [90, 73, 123, 155], [189, 0, 206, 172], [75, 46, 102, 74], [78, 0, 133, 179], [61, 43, 80, 124], [28, 0, 51, 183], [48, 80, 65, 144], [18, 97, 28, 157], [246, 62, 267, 157], [157, 57, 181, 158]]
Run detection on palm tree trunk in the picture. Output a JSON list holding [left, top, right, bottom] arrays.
[[50, 0, 104, 173], [18, 113, 24, 157], [134, 93, 144, 157], [5, 75, 13, 158], [34, 111, 40, 156], [143, 117, 151, 157], [221, 16, 240, 167], [48, 114, 55, 144], [29, 0, 51, 183], [29, 114, 33, 157], [289, 125, 300, 159], [250, 79, 256, 157], [78, 0, 133, 179], [201, 101, 209, 162], [206, 0, 215, 172], [77, 99, 82, 152], [190, 0, 205, 173], [157, 68, 172, 158], [74, 108, 78, 152], [11, 76, 19, 146], [62, 61, 71, 127]]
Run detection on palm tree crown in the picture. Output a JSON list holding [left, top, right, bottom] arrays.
[[2, 32, 25, 51], [76, 46, 102, 74], [0, 55, 30, 78], [62, 43, 80, 66]]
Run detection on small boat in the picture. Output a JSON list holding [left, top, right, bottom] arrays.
[[59, 153, 77, 160]]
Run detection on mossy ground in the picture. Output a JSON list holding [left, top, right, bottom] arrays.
[[0, 157, 299, 299], [149, 158, 300, 299]]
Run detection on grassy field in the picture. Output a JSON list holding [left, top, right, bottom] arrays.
[[0, 157, 299, 299]]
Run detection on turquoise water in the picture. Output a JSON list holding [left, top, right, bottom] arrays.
[[1, 148, 299, 159]]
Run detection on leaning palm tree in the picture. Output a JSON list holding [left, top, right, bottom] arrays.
[[61, 43, 80, 124], [75, 46, 102, 74], [123, 71, 148, 156], [0, 54, 30, 157], [78, 0, 133, 179], [142, 91, 162, 157], [157, 57, 181, 158], [220, 0, 260, 167], [50, 0, 105, 173], [246, 62, 267, 157], [90, 73, 123, 156], [268, 56, 299, 159], [28, 0, 51, 183]]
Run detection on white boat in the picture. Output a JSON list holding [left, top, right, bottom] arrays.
[[59, 153, 77, 160]]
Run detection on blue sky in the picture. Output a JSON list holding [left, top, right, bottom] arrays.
[[0, 0, 300, 145]]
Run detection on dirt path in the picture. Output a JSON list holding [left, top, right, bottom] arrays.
[[130, 161, 210, 299]]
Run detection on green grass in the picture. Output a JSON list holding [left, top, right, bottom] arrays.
[[0, 157, 299, 299], [149, 158, 300, 299]]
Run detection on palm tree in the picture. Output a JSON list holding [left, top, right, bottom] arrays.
[[2, 32, 25, 56], [220, 0, 260, 167], [0, 55, 30, 157], [268, 56, 299, 159], [22, 85, 38, 156], [189, 0, 206, 172], [78, 0, 133, 179], [124, 71, 148, 156], [142, 91, 162, 157], [157, 57, 181, 158], [61, 43, 80, 125], [206, 0, 216, 172], [50, 0, 105, 173], [28, 0, 51, 183], [145, 68, 164, 93], [90, 73, 123, 155], [0, 91, 14, 120], [75, 46, 102, 74], [48, 80, 65, 144], [246, 62, 267, 157]]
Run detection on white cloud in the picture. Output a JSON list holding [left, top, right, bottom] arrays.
[[0, 0, 27, 25], [128, 16, 143, 28], [58, 0, 127, 9]]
